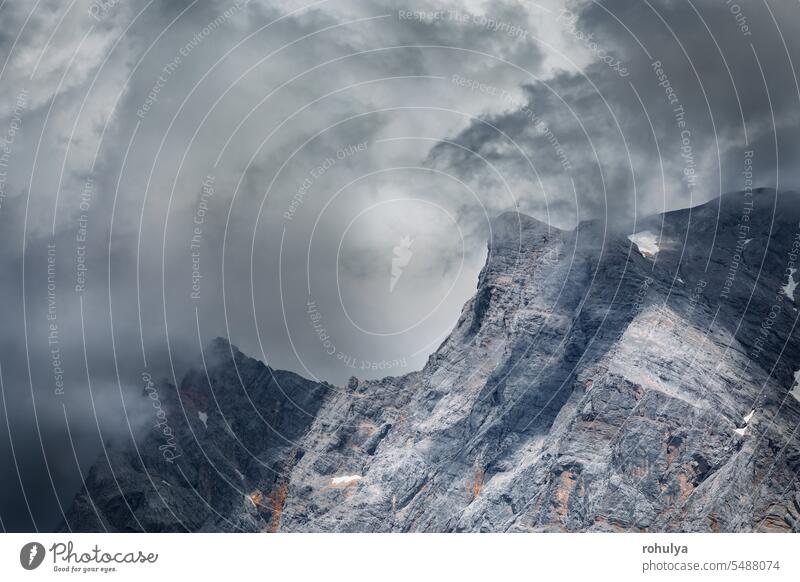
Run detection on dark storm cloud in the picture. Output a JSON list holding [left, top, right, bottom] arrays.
[[431, 0, 800, 229]]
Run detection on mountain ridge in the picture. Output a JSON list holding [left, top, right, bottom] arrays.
[[61, 190, 800, 532]]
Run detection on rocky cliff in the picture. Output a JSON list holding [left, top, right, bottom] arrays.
[[62, 190, 800, 532]]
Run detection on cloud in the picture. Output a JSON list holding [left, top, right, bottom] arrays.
[[431, 0, 800, 229]]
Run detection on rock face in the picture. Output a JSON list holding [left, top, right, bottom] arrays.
[[62, 190, 800, 532]]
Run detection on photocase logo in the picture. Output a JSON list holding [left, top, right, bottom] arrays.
[[19, 542, 46, 570], [390, 235, 414, 292]]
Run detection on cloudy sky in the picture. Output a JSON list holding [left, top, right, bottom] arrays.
[[0, 0, 798, 531]]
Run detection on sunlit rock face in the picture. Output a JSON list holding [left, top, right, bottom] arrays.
[[62, 190, 800, 532]]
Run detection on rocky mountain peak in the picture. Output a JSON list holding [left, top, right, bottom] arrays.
[[62, 192, 800, 532]]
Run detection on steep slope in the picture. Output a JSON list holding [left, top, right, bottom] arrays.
[[60, 339, 332, 532], [62, 190, 800, 532]]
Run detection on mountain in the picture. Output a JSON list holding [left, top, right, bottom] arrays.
[[61, 190, 800, 532]]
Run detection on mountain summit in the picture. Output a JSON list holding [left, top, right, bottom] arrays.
[[62, 190, 800, 532]]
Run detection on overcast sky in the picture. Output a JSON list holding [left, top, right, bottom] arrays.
[[1, 0, 798, 531]]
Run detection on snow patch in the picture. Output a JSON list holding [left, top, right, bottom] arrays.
[[234, 468, 245, 481], [628, 231, 660, 258], [198, 411, 208, 429], [331, 474, 362, 486], [735, 409, 756, 437], [790, 370, 800, 402], [782, 268, 798, 301], [743, 238, 753, 245]]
